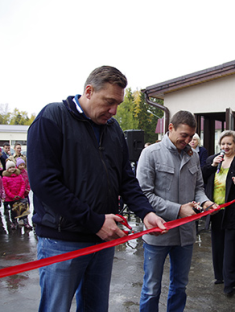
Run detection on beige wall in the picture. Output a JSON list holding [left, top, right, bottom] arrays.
[[164, 75, 235, 118], [0, 131, 27, 151], [0, 131, 27, 142]]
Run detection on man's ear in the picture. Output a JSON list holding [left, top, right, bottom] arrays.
[[84, 85, 94, 99], [168, 123, 174, 132]]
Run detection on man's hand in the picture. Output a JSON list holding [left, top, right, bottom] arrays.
[[143, 212, 167, 236], [178, 202, 197, 218], [202, 200, 218, 215], [179, 201, 218, 218], [202, 200, 218, 210], [96, 214, 126, 241]]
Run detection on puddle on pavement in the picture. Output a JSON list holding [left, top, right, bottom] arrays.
[[115, 214, 143, 255], [0, 192, 38, 276]]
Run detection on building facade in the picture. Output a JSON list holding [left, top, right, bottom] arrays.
[[0, 125, 29, 152], [143, 60, 235, 155]]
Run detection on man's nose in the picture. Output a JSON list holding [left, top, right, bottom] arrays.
[[109, 104, 118, 116], [185, 137, 192, 144]]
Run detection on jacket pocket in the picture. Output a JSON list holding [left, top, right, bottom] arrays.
[[155, 164, 174, 191], [188, 165, 198, 185]]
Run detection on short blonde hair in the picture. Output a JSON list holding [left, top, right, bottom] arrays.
[[219, 130, 235, 145], [192, 133, 201, 146]]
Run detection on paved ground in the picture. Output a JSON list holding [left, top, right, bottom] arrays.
[[0, 206, 234, 312]]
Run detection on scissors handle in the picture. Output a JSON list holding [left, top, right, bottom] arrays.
[[116, 214, 133, 230], [204, 203, 215, 212]]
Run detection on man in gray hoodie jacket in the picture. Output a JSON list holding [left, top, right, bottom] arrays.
[[137, 110, 216, 312]]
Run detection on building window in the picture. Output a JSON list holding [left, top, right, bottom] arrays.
[[11, 140, 27, 146], [0, 140, 10, 146]]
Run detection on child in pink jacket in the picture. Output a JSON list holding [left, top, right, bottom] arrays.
[[2, 160, 25, 230], [16, 158, 32, 229]]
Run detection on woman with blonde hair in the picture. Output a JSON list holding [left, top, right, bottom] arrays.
[[190, 133, 208, 168], [202, 130, 235, 297]]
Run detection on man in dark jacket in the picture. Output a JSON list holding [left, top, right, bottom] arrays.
[[27, 66, 166, 312], [2, 142, 11, 160]]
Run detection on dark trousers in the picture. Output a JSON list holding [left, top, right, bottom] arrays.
[[223, 229, 235, 293], [211, 210, 225, 281], [4, 201, 17, 224]]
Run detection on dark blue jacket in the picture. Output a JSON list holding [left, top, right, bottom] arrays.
[[198, 146, 208, 168], [27, 96, 154, 242]]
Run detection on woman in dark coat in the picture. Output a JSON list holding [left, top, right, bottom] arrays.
[[202, 130, 235, 297], [190, 133, 208, 168]]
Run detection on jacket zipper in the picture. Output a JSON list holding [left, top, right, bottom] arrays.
[[98, 130, 113, 203], [58, 216, 63, 232]]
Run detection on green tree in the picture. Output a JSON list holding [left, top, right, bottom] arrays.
[[114, 88, 138, 130], [26, 113, 36, 125], [0, 104, 11, 124], [10, 108, 30, 125], [134, 92, 160, 143], [145, 96, 164, 142], [114, 89, 165, 144], [0, 104, 35, 125]]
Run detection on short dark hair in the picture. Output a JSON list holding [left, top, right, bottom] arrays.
[[84, 66, 127, 91], [3, 142, 10, 147], [14, 142, 21, 148], [170, 110, 197, 130]]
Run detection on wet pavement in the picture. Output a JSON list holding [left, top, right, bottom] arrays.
[[0, 204, 235, 312]]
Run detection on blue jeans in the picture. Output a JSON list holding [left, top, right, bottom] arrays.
[[139, 243, 193, 312], [37, 237, 115, 312]]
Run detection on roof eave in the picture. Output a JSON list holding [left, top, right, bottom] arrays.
[[142, 60, 235, 99]]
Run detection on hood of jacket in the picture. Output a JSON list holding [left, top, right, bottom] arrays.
[[2, 168, 21, 177]]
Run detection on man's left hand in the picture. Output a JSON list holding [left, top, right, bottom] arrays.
[[202, 200, 218, 210], [202, 200, 218, 215], [143, 212, 167, 236]]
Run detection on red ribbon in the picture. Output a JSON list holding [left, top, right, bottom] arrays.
[[1, 199, 235, 278]]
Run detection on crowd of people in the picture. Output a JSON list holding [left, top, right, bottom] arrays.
[[0, 142, 32, 231], [0, 65, 235, 311]]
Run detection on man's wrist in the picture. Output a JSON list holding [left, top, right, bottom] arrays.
[[201, 201, 208, 210], [178, 206, 182, 217]]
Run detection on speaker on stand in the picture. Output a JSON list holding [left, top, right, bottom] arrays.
[[124, 129, 144, 163], [120, 130, 144, 219]]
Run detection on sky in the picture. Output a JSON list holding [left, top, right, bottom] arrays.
[[1, 0, 235, 117]]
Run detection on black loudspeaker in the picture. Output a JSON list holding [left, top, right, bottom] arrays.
[[124, 130, 144, 162]]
